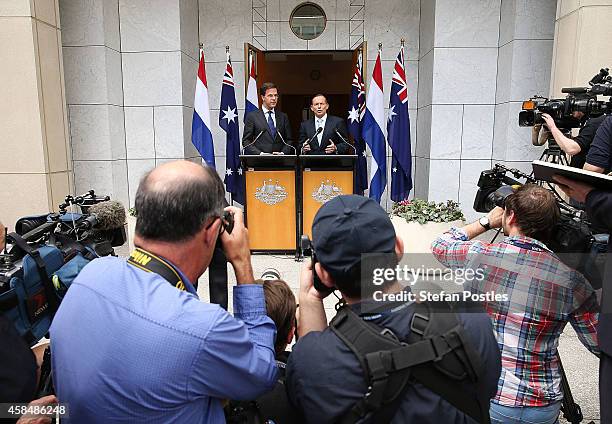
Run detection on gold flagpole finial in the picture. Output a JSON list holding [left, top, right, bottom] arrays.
[[378, 42, 382, 50], [225, 45, 230, 53], [198, 42, 203, 50], [401, 38, 405, 46]]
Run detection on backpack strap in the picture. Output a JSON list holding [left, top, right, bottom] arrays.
[[408, 302, 490, 423], [329, 302, 490, 424]]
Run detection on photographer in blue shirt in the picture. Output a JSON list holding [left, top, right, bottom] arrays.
[[50, 161, 278, 423]]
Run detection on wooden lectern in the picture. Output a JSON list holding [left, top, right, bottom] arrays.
[[241, 155, 298, 251], [300, 155, 356, 238]]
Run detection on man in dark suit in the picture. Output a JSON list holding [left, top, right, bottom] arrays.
[[298, 94, 351, 155], [242, 82, 294, 155]]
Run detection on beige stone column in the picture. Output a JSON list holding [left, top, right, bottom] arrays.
[[551, 0, 612, 96], [0, 0, 72, 232]]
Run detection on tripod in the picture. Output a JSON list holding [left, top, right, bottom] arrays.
[[538, 138, 570, 165]]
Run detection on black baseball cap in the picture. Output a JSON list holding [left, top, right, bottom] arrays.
[[312, 195, 397, 279]]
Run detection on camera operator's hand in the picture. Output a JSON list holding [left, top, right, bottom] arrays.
[[486, 207, 504, 229], [220, 206, 254, 284], [300, 259, 329, 302], [541, 113, 557, 130], [553, 175, 594, 203], [298, 259, 329, 337]]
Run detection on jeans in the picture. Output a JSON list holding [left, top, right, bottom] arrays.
[[490, 401, 561, 424]]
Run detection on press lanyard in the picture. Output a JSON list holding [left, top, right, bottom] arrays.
[[127, 248, 187, 291]]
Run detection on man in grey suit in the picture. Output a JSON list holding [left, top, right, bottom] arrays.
[[298, 94, 351, 155], [242, 82, 294, 155]]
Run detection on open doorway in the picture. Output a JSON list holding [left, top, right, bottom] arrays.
[[244, 47, 366, 140], [265, 51, 352, 135]]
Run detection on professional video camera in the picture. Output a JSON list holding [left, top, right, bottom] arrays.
[[519, 67, 612, 128], [0, 190, 127, 346], [473, 164, 606, 289]]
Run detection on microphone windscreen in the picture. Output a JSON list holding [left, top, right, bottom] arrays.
[[88, 200, 126, 230], [317, 127, 323, 133]]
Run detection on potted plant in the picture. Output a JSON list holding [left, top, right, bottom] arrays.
[[390, 199, 465, 255]]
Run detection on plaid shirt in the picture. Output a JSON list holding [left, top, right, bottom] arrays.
[[431, 228, 599, 407]]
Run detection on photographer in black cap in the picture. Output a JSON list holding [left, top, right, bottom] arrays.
[[285, 195, 501, 423]]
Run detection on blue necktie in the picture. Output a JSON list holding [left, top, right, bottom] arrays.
[[267, 111, 277, 139]]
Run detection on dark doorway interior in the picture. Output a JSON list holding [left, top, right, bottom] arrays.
[[263, 51, 353, 140]]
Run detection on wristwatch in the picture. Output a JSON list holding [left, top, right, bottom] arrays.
[[479, 216, 491, 231]]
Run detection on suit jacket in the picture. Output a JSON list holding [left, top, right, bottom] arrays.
[[585, 189, 612, 354], [242, 109, 294, 155], [298, 115, 352, 155]]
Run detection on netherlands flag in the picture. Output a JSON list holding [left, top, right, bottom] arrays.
[[192, 48, 215, 167], [244, 51, 258, 122], [362, 48, 387, 203]]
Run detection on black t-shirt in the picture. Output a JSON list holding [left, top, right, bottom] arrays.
[[586, 115, 612, 172], [286, 300, 501, 424], [0, 315, 37, 403], [570, 115, 607, 168]]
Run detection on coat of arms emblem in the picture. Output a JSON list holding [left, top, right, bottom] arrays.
[[312, 179, 343, 204], [255, 179, 288, 205]]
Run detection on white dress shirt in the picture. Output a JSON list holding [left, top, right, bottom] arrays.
[[262, 105, 276, 128], [315, 114, 327, 146]]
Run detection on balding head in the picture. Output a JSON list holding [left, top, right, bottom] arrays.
[[135, 160, 225, 242]]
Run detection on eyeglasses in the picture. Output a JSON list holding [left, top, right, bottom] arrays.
[[205, 215, 225, 236], [205, 210, 234, 235]]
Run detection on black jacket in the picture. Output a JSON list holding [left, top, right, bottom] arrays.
[[242, 109, 294, 155], [298, 115, 352, 155], [585, 189, 612, 355]]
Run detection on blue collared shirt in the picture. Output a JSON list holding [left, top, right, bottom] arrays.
[[50, 256, 278, 423]]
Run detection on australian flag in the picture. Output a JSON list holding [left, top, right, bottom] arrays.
[[348, 52, 368, 195], [220, 52, 244, 205], [387, 45, 413, 201]]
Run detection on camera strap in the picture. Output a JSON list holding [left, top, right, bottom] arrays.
[[127, 248, 187, 291], [504, 238, 552, 254], [8, 232, 60, 314]]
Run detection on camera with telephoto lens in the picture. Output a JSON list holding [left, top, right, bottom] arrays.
[[473, 165, 606, 289], [519, 67, 612, 128]]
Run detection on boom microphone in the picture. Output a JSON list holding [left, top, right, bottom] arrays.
[[80, 200, 126, 231]]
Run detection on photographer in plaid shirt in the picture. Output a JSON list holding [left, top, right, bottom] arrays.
[[431, 184, 599, 423]]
